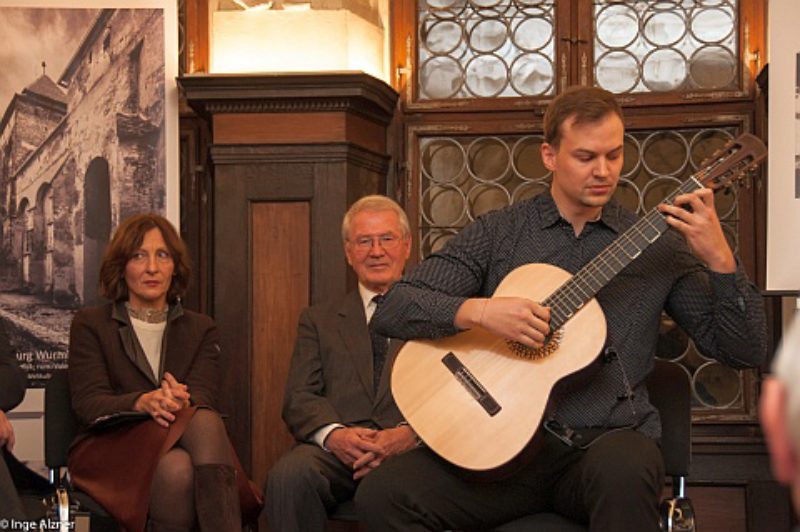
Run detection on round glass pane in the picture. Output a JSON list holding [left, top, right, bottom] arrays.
[[595, 50, 640, 93], [641, 131, 689, 177], [467, 183, 511, 220], [515, 0, 551, 6], [689, 45, 736, 89], [428, 0, 465, 8], [469, 18, 508, 53], [512, 136, 548, 181], [612, 179, 642, 214], [642, 177, 683, 211], [420, 184, 468, 227], [713, 185, 737, 220], [421, 138, 467, 184], [689, 129, 734, 170], [648, 0, 682, 11], [621, 134, 642, 179], [642, 9, 687, 47], [510, 52, 554, 96], [420, 56, 464, 99], [595, 3, 640, 49], [427, 0, 467, 19], [511, 181, 549, 203], [468, 0, 509, 16], [467, 137, 511, 183], [512, 17, 553, 51], [465, 54, 509, 97], [693, 361, 741, 409], [422, 18, 464, 55], [656, 316, 690, 361], [642, 48, 688, 91], [690, 6, 735, 44], [421, 229, 457, 258], [469, 0, 502, 7]]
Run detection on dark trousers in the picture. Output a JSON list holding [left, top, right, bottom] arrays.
[[265, 443, 358, 532], [355, 429, 664, 532]]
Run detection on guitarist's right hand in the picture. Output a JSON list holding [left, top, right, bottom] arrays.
[[455, 297, 551, 348], [325, 426, 384, 469]]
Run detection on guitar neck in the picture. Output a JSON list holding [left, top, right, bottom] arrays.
[[544, 177, 704, 330]]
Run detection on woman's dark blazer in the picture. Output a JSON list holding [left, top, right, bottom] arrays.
[[68, 301, 221, 427]]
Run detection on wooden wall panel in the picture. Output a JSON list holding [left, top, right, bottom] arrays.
[[251, 201, 310, 488], [688, 486, 746, 532], [214, 112, 386, 154]]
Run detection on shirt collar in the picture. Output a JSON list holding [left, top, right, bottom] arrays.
[[536, 189, 624, 233], [358, 283, 382, 322], [112, 300, 184, 324]]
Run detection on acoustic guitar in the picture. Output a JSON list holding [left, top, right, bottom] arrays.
[[391, 133, 766, 472]]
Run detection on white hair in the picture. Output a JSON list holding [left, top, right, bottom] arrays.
[[341, 195, 410, 242]]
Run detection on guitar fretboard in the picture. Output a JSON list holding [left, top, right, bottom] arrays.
[[543, 177, 704, 330]]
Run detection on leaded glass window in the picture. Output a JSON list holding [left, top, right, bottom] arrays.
[[594, 0, 739, 93], [417, 0, 557, 99]]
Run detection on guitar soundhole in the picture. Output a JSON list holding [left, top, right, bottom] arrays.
[[506, 329, 563, 359]]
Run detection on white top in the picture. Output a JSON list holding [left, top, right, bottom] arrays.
[[130, 317, 167, 379], [311, 284, 382, 449]]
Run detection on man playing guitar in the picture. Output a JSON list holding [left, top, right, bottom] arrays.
[[355, 86, 767, 531]]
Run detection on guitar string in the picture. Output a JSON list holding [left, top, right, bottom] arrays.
[[543, 178, 703, 330]]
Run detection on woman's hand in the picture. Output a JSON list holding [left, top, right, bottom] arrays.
[[161, 372, 191, 409], [133, 373, 191, 427]]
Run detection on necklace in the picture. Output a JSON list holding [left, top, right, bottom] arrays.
[[126, 303, 168, 324]]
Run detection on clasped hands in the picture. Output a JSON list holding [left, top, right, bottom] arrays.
[[133, 372, 191, 428], [325, 425, 418, 480]]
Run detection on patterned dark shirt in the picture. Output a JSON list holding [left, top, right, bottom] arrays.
[[373, 191, 767, 438]]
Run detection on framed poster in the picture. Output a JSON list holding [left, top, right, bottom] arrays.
[[767, 0, 800, 293], [0, 0, 178, 386]]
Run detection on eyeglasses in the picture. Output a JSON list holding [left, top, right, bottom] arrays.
[[349, 234, 404, 252], [129, 250, 173, 264]]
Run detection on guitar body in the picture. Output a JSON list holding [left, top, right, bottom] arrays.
[[391, 263, 607, 472]]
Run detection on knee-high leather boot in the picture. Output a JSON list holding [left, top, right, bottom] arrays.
[[194, 464, 241, 532]]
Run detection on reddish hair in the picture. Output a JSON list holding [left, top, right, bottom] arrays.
[[98, 213, 191, 303]]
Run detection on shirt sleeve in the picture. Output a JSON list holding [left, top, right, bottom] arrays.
[[372, 214, 497, 340], [665, 241, 767, 369]]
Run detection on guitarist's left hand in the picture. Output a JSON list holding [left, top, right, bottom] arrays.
[[351, 425, 419, 480], [657, 188, 736, 273]]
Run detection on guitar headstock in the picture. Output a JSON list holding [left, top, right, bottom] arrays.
[[696, 133, 767, 191]]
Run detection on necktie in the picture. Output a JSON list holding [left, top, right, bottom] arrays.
[[369, 294, 388, 393]]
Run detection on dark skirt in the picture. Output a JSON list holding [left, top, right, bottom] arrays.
[[68, 407, 262, 532]]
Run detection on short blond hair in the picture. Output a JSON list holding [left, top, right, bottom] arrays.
[[341, 195, 410, 242]]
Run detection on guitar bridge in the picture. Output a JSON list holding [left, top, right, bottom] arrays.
[[441, 352, 501, 417]]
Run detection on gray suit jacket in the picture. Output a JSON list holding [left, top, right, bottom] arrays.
[[282, 290, 404, 442]]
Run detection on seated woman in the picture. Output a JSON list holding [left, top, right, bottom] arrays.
[[67, 213, 260, 532]]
